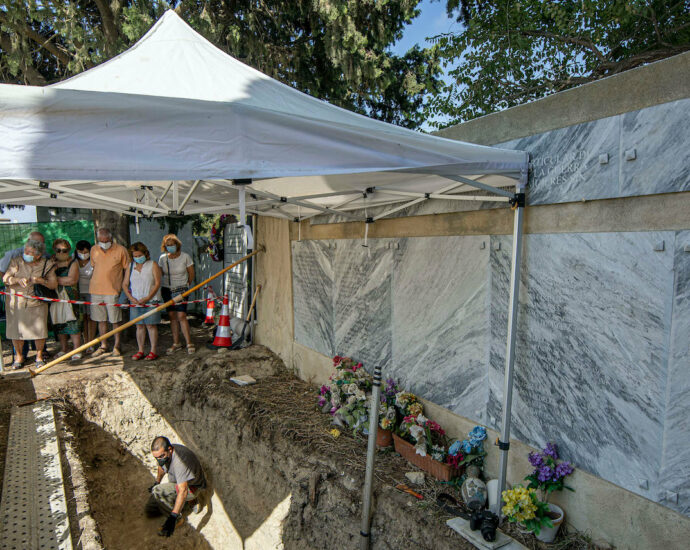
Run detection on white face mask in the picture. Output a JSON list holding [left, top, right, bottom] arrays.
[[98, 241, 112, 250], [78, 252, 90, 260]]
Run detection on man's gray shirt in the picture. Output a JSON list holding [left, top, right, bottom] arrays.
[[164, 444, 205, 488]]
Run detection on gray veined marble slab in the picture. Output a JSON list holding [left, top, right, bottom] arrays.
[[333, 240, 393, 372], [292, 240, 334, 357], [498, 116, 620, 205], [488, 232, 675, 500], [390, 236, 490, 422], [620, 98, 690, 197], [658, 230, 690, 515]]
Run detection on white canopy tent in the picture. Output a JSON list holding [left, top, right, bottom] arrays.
[[0, 10, 526, 221], [0, 9, 528, 539]]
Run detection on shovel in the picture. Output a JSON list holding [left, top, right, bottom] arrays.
[[229, 285, 261, 350]]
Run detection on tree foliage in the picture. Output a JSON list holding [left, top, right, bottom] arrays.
[[0, 0, 440, 128], [427, 1, 690, 127]]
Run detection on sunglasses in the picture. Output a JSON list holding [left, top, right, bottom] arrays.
[[55, 248, 70, 253]]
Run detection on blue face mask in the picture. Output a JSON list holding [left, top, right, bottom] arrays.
[[23, 253, 34, 263], [133, 255, 147, 264], [165, 245, 177, 254]]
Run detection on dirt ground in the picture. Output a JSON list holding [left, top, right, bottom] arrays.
[[0, 316, 599, 550]]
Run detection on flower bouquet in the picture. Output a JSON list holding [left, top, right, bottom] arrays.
[[376, 378, 401, 446], [502, 486, 554, 536], [445, 425, 488, 475], [317, 356, 373, 434], [524, 442, 575, 498], [520, 442, 574, 542]]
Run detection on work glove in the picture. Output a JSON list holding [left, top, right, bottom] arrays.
[[159, 513, 179, 537], [148, 482, 159, 493]]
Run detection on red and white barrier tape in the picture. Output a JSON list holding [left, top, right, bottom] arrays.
[[0, 287, 223, 309]]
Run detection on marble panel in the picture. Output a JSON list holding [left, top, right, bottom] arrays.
[[390, 236, 490, 422], [333, 240, 393, 372], [498, 116, 620, 205], [658, 230, 690, 515], [292, 240, 334, 356], [620, 99, 690, 197], [489, 232, 675, 499]]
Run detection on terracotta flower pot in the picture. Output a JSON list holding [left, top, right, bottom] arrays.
[[376, 427, 393, 448], [392, 434, 459, 481]]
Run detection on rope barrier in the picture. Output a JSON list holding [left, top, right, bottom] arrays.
[[0, 286, 222, 309]]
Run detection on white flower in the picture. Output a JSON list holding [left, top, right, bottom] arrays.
[[355, 389, 366, 401], [409, 425, 425, 441], [347, 395, 357, 405], [414, 438, 427, 457], [416, 414, 428, 425]]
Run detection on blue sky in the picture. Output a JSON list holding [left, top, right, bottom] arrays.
[[391, 0, 460, 56]]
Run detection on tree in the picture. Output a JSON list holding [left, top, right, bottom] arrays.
[[0, 0, 440, 129], [427, 1, 690, 127]]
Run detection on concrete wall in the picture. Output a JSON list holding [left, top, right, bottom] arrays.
[[252, 53, 690, 548]]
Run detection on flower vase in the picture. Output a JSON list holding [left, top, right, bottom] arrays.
[[535, 503, 564, 543], [376, 427, 393, 448]]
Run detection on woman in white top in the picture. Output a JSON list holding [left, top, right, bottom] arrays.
[[123, 242, 162, 361], [75, 240, 96, 352], [158, 233, 195, 354]]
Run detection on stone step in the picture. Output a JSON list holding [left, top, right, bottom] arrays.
[[0, 402, 72, 550]]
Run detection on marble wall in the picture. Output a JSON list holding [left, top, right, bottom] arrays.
[[291, 230, 690, 514], [497, 98, 690, 205]]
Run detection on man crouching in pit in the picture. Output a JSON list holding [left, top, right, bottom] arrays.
[[145, 436, 207, 537]]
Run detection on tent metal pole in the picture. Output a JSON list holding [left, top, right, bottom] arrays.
[[178, 179, 201, 212], [360, 364, 382, 550], [494, 175, 527, 516]]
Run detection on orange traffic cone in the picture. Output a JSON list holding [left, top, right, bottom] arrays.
[[206, 295, 232, 349], [204, 289, 215, 325]]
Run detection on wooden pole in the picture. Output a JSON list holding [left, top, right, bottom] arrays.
[[30, 248, 263, 376]]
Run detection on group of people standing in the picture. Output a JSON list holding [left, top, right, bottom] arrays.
[[1, 228, 196, 369]]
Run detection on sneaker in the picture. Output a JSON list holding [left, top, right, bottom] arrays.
[[70, 353, 82, 362], [85, 346, 95, 354]]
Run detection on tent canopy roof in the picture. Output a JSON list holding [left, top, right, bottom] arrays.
[[0, 10, 527, 220]]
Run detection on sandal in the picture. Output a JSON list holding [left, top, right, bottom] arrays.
[[186, 344, 196, 354], [166, 343, 183, 355], [71, 353, 83, 362], [34, 359, 46, 369], [144, 352, 159, 361], [92, 347, 109, 357], [11, 361, 24, 370], [131, 351, 145, 361]]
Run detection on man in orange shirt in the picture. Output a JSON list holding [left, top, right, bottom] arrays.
[[89, 227, 129, 357]]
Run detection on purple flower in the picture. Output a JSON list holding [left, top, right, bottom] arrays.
[[320, 385, 330, 396], [538, 465, 554, 482], [544, 442, 559, 460], [555, 461, 574, 479], [528, 451, 544, 468], [329, 407, 337, 416], [318, 397, 326, 407]]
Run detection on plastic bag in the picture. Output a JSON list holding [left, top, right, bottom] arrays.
[[50, 288, 77, 324]]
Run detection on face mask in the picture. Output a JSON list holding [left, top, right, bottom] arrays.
[[156, 455, 171, 468], [22, 254, 34, 263], [78, 252, 90, 261], [133, 256, 146, 264], [165, 245, 178, 254], [99, 241, 112, 250]]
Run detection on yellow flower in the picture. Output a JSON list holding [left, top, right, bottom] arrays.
[[408, 402, 423, 416], [329, 428, 341, 438]]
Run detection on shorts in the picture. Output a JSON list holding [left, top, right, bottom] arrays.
[[130, 302, 162, 325], [90, 294, 123, 323], [161, 286, 188, 313]]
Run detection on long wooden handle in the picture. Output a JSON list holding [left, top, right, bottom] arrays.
[[244, 284, 261, 322], [30, 247, 264, 376]]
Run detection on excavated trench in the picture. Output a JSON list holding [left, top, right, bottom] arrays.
[[53, 346, 473, 550]]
